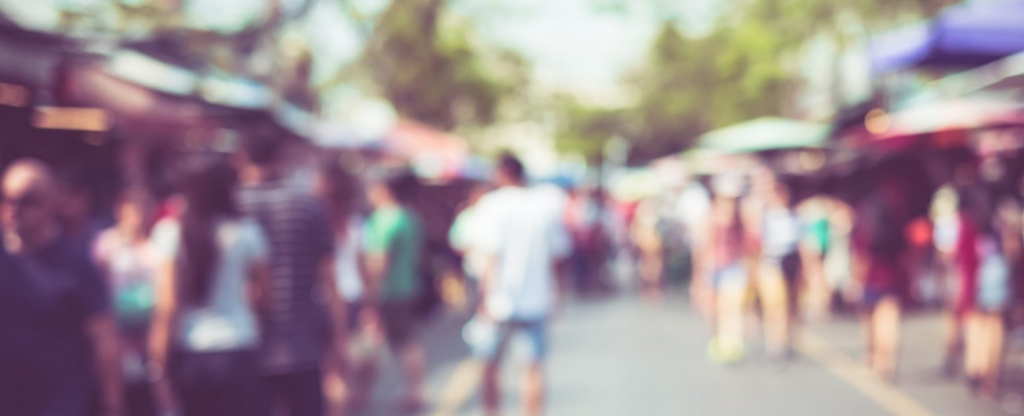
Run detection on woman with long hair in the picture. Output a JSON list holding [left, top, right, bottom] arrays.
[[316, 159, 375, 412], [699, 175, 749, 364], [148, 155, 270, 416]]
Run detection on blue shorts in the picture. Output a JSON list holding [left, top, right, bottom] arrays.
[[713, 263, 748, 289], [473, 319, 549, 365], [861, 287, 898, 310]]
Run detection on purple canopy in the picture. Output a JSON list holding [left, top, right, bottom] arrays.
[[870, 0, 1024, 74]]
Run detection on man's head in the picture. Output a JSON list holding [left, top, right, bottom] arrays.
[[366, 169, 416, 210], [238, 128, 287, 181], [114, 188, 153, 239], [1, 159, 59, 243], [494, 153, 525, 188]]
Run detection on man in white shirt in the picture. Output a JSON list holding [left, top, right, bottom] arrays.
[[475, 154, 571, 416]]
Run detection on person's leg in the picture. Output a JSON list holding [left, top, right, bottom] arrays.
[[716, 281, 747, 362], [964, 311, 984, 385], [757, 264, 788, 357], [944, 310, 965, 376], [640, 249, 664, 301], [219, 351, 262, 416], [873, 296, 901, 381], [400, 341, 427, 408], [785, 277, 801, 353], [282, 370, 325, 416], [323, 355, 348, 416], [176, 375, 216, 416], [382, 301, 426, 409], [125, 380, 155, 416], [483, 361, 502, 416], [861, 308, 875, 369], [479, 323, 513, 416], [522, 363, 545, 416], [520, 321, 549, 416], [348, 305, 385, 410], [981, 314, 1005, 398]]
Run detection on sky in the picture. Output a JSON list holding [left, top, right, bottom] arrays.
[[452, 0, 719, 100], [303, 0, 720, 104]]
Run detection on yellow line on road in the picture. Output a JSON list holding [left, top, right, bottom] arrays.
[[797, 332, 939, 416], [429, 359, 483, 416]]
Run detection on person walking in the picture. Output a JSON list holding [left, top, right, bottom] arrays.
[[92, 188, 160, 416], [852, 179, 908, 382], [756, 181, 803, 361], [0, 159, 124, 416], [237, 133, 346, 416], [362, 169, 428, 412], [697, 175, 749, 364], [964, 196, 1017, 398], [473, 154, 572, 416], [317, 161, 377, 412], [148, 155, 270, 416]]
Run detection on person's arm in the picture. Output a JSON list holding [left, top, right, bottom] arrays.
[[364, 253, 386, 305], [87, 313, 124, 416], [308, 201, 348, 375], [78, 244, 124, 416], [148, 257, 178, 415], [363, 212, 394, 307], [320, 254, 347, 360], [147, 220, 182, 416], [477, 253, 497, 319]]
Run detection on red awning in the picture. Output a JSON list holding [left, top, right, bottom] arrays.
[[385, 119, 469, 180]]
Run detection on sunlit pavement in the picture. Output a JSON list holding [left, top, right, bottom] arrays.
[[358, 292, 1018, 416]]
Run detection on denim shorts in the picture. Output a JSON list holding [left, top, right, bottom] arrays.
[[713, 263, 748, 289], [472, 319, 549, 365]]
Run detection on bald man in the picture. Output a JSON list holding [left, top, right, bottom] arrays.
[[0, 159, 124, 416]]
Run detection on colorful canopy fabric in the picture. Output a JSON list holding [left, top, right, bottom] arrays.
[[870, 0, 1024, 74], [696, 117, 828, 153]]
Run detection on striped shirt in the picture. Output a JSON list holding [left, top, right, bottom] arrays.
[[238, 179, 334, 374]]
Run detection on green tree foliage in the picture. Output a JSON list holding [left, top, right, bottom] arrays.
[[362, 0, 527, 131], [555, 0, 959, 164]]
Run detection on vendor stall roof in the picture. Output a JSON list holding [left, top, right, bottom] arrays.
[[869, 0, 1024, 74], [696, 117, 828, 153], [839, 97, 1024, 148]]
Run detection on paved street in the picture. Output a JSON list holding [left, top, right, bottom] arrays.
[[358, 292, 1021, 416]]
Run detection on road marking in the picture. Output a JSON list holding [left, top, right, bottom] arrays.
[[429, 359, 483, 416], [798, 332, 939, 416]]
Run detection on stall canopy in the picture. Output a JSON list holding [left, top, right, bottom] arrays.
[[926, 51, 1024, 96], [696, 117, 828, 153], [882, 98, 1024, 139], [869, 0, 1024, 74], [386, 119, 470, 181], [838, 97, 1024, 149]]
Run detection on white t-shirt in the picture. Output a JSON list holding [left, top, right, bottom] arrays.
[[761, 208, 801, 260], [151, 218, 269, 352], [334, 217, 364, 303], [476, 186, 571, 321], [675, 182, 711, 242]]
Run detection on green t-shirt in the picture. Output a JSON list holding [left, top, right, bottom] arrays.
[[365, 206, 423, 301]]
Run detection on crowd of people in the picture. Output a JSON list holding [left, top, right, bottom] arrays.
[[661, 160, 1021, 401], [0, 126, 576, 416], [2, 127, 1022, 416]]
